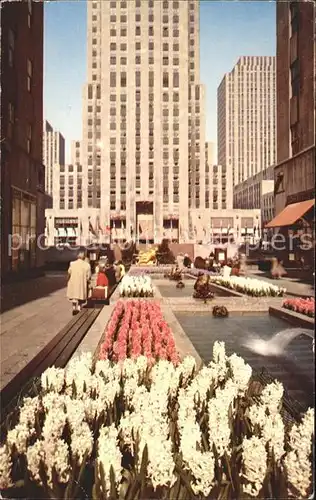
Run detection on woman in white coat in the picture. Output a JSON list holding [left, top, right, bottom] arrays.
[[67, 252, 91, 314]]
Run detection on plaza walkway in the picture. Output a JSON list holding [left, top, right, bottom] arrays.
[[248, 269, 314, 297], [0, 273, 71, 390]]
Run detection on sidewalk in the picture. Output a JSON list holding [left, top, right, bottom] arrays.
[[0, 274, 71, 390], [248, 270, 314, 297]]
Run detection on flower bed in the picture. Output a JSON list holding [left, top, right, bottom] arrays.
[[282, 297, 315, 318], [99, 300, 179, 364], [129, 266, 172, 276], [0, 345, 313, 499], [208, 276, 286, 297], [187, 268, 218, 277], [119, 275, 154, 297]]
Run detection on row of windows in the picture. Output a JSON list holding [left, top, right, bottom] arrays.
[[107, 0, 181, 9], [107, 42, 181, 52], [108, 55, 181, 66]]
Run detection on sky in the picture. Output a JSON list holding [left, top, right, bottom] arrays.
[[44, 0, 276, 162]]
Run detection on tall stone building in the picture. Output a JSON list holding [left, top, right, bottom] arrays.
[[273, 0, 315, 215], [217, 56, 276, 187], [43, 120, 65, 196], [80, 0, 206, 242], [1, 0, 45, 280]]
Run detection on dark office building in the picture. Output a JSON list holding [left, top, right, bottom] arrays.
[[1, 0, 45, 280]]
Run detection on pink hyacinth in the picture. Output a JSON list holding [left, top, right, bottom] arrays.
[[282, 296, 315, 318], [98, 299, 180, 364]]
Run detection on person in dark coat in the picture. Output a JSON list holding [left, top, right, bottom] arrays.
[[183, 253, 192, 268], [105, 262, 117, 287]]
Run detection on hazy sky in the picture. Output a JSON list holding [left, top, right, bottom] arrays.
[[44, 0, 276, 162]]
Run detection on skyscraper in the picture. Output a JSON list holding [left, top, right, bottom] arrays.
[[81, 0, 206, 243], [43, 120, 65, 196], [217, 56, 276, 188]]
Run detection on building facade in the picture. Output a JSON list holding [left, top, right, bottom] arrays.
[[274, 0, 315, 215], [70, 140, 82, 166], [43, 120, 65, 196], [217, 56, 276, 187], [233, 165, 274, 227], [77, 0, 206, 243], [1, 0, 45, 280]]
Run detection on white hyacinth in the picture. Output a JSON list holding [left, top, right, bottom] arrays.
[[27, 438, 70, 486], [71, 423, 94, 464], [208, 383, 237, 457], [260, 381, 284, 415], [228, 353, 252, 394], [97, 424, 122, 494], [177, 355, 197, 380], [26, 440, 46, 483], [242, 436, 267, 497], [0, 444, 12, 489], [19, 396, 41, 428], [284, 408, 314, 497], [261, 413, 285, 461], [44, 438, 70, 485], [7, 423, 33, 454], [41, 366, 65, 393], [119, 275, 154, 297], [42, 409, 66, 441]]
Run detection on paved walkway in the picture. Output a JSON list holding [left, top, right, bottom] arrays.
[[248, 269, 314, 297], [0, 273, 71, 390]]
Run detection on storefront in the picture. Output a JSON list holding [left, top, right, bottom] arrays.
[[266, 198, 315, 267]]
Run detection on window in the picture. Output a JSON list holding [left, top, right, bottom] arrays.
[[27, 59, 32, 92], [163, 27, 169, 37], [149, 26, 154, 36], [121, 72, 127, 87], [12, 190, 37, 270], [110, 15, 116, 22], [110, 28, 116, 37], [135, 55, 141, 65], [173, 43, 179, 51], [8, 102, 15, 139], [135, 71, 141, 87], [173, 72, 179, 87], [8, 29, 15, 67], [27, 125, 32, 153], [163, 72, 169, 88], [135, 26, 141, 36], [120, 15, 127, 22], [110, 42, 116, 51], [110, 56, 116, 65], [110, 72, 116, 87]]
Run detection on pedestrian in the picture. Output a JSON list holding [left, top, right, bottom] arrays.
[[96, 262, 109, 287], [114, 260, 121, 282], [67, 251, 91, 315], [183, 253, 192, 268], [118, 260, 126, 278], [105, 261, 117, 287], [270, 257, 286, 279]]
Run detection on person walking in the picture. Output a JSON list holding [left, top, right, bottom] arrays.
[[67, 251, 91, 315]]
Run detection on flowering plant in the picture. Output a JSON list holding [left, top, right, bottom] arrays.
[[99, 300, 180, 364], [282, 297, 315, 318], [119, 275, 154, 297], [0, 345, 313, 499], [129, 266, 172, 276], [207, 276, 286, 297]]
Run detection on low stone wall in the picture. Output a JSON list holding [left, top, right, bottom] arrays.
[[269, 305, 315, 330]]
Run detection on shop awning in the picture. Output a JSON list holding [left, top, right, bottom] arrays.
[[266, 199, 314, 228]]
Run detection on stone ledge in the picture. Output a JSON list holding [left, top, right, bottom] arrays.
[[160, 304, 203, 369], [269, 306, 315, 330]]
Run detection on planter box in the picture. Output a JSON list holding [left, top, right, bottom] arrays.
[[269, 305, 315, 329]]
